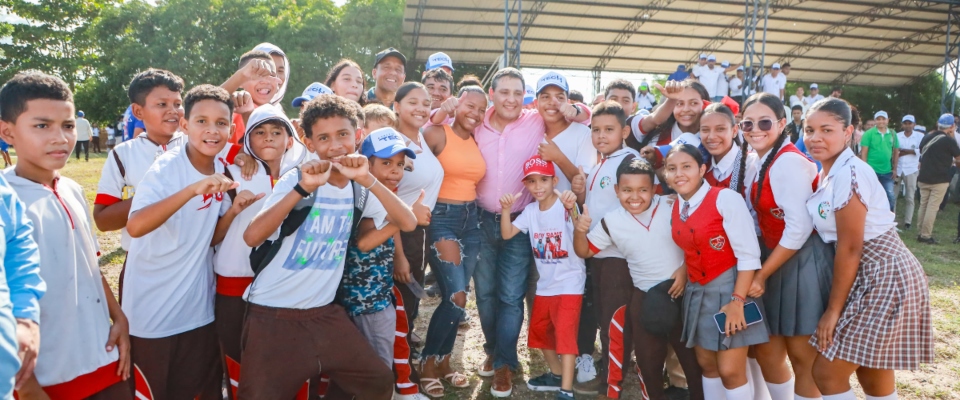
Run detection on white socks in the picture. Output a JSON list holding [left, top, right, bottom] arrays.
[[765, 378, 795, 400], [865, 393, 898, 400], [796, 395, 823, 400], [747, 358, 772, 400], [702, 376, 728, 400], [822, 390, 857, 400], [725, 382, 754, 400]]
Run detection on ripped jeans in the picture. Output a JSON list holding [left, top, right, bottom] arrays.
[[421, 201, 481, 359]]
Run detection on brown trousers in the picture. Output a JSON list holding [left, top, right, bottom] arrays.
[[237, 303, 393, 400], [589, 257, 634, 398], [130, 323, 222, 400]]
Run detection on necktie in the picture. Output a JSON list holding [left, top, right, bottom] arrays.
[[680, 201, 690, 222]]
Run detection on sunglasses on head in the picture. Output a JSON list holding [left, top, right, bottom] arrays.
[[739, 119, 778, 132]]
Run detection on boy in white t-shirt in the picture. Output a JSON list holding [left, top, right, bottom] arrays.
[[238, 94, 417, 399], [0, 71, 133, 399], [500, 155, 584, 400], [123, 85, 240, 399], [209, 104, 307, 398], [573, 158, 703, 400]]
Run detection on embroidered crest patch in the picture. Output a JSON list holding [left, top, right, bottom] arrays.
[[818, 201, 830, 219], [770, 207, 785, 220], [709, 235, 726, 251]]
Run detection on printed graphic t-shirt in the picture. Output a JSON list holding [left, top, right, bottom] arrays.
[[512, 199, 586, 296], [245, 170, 354, 309]]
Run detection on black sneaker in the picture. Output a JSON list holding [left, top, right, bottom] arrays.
[[905, 223, 911, 229], [424, 284, 441, 298], [556, 389, 575, 400], [665, 385, 691, 400], [919, 236, 939, 244], [527, 372, 562, 391]]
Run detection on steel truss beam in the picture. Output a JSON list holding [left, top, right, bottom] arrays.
[[742, 0, 770, 97], [410, 0, 427, 62], [834, 23, 948, 85], [690, 0, 808, 66], [502, 0, 522, 69], [942, 1, 960, 113], [592, 0, 676, 94]]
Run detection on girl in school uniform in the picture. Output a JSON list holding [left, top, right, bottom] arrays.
[[740, 93, 835, 400], [664, 144, 769, 400], [628, 79, 710, 156], [803, 98, 932, 400], [699, 102, 757, 195]]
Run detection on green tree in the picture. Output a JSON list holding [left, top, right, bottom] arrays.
[[0, 0, 114, 88], [339, 0, 408, 86]]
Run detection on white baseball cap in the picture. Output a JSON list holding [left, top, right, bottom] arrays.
[[524, 85, 535, 105], [707, 55, 717, 62], [736, 66, 744, 71], [721, 60, 730, 67], [536, 71, 569, 95], [657, 132, 702, 158], [902, 114, 915, 123], [291, 82, 334, 108], [874, 110, 889, 119], [699, 53, 707, 59], [772, 63, 781, 69], [425, 52, 454, 71], [810, 83, 819, 89]]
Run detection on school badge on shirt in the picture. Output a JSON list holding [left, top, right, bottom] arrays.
[[709, 235, 726, 251], [769, 207, 785, 220], [817, 201, 830, 219]]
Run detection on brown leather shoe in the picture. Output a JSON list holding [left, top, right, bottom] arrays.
[[573, 375, 604, 396], [491, 366, 513, 398], [477, 355, 494, 377]]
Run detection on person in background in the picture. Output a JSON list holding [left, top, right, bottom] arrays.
[[458, 74, 482, 90], [75, 110, 92, 161], [367, 47, 407, 108], [805, 83, 824, 104], [423, 68, 454, 111], [717, 61, 731, 101], [121, 104, 144, 142], [860, 110, 899, 211], [916, 114, 960, 244], [728, 66, 744, 105], [788, 86, 807, 112], [424, 52, 454, 76], [691, 54, 708, 78], [760, 63, 785, 101], [786, 105, 804, 144], [0, 137, 11, 167], [569, 90, 585, 104], [325, 58, 367, 105], [636, 82, 657, 111], [668, 64, 690, 82], [895, 115, 922, 230], [696, 55, 724, 102], [105, 124, 116, 151], [829, 87, 843, 99]]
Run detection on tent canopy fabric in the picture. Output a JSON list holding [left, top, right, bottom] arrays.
[[403, 0, 955, 87]]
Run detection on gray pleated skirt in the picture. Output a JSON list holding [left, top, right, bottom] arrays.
[[761, 234, 835, 337], [682, 267, 770, 351]]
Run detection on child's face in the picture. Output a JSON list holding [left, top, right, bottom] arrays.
[[368, 153, 406, 190], [699, 112, 735, 158], [605, 88, 635, 114], [591, 114, 628, 156], [664, 151, 706, 198], [305, 116, 358, 162], [241, 58, 279, 106], [133, 86, 183, 137], [0, 99, 76, 172], [270, 54, 286, 86], [249, 121, 292, 162], [616, 173, 655, 215], [424, 77, 452, 109], [673, 88, 704, 129], [803, 110, 853, 162], [180, 99, 233, 158], [742, 102, 786, 154], [522, 174, 558, 201], [536, 86, 567, 124], [454, 92, 487, 132], [396, 87, 431, 130], [331, 66, 364, 102]]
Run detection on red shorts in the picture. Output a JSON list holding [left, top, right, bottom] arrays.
[[528, 294, 582, 355]]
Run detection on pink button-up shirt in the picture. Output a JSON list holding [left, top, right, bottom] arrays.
[[475, 106, 591, 214]]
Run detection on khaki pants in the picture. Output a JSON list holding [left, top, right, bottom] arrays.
[[895, 172, 919, 225], [918, 182, 949, 239]]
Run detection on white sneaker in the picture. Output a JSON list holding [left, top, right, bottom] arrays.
[[394, 392, 431, 400], [575, 354, 597, 383]]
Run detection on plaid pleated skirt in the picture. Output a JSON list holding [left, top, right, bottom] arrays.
[[809, 229, 934, 369]]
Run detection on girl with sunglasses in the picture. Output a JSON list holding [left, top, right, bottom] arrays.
[[699, 102, 756, 196], [740, 93, 834, 400], [803, 98, 931, 400], [664, 144, 768, 400]]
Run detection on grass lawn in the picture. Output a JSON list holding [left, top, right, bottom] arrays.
[[12, 149, 960, 399]]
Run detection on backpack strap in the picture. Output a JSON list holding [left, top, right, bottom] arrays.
[[600, 218, 610, 236], [249, 167, 313, 277], [351, 181, 370, 234], [111, 150, 126, 179], [222, 167, 238, 202]]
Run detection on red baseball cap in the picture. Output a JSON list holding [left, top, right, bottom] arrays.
[[523, 155, 555, 178]]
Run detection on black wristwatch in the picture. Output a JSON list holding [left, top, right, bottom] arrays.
[[293, 183, 311, 198]]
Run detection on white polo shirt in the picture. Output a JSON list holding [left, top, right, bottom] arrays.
[[584, 147, 639, 259], [760, 73, 785, 99], [896, 131, 923, 176], [547, 122, 597, 192]]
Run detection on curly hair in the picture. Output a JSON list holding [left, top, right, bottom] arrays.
[[183, 84, 234, 119], [0, 70, 73, 123], [300, 94, 361, 138]]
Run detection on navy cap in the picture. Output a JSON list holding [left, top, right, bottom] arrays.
[[374, 47, 407, 67]]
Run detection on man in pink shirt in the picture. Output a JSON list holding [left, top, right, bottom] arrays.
[[474, 68, 590, 397]]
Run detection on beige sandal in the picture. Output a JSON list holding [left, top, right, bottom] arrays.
[[420, 377, 444, 398], [443, 371, 470, 388]]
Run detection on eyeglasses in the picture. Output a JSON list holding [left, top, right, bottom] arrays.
[[739, 119, 779, 132]]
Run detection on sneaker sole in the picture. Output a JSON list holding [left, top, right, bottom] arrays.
[[574, 386, 600, 396], [477, 369, 495, 378], [527, 383, 561, 391], [490, 387, 513, 397]]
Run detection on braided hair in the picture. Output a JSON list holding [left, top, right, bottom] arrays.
[[701, 102, 749, 195], [637, 79, 709, 149], [742, 92, 787, 204]]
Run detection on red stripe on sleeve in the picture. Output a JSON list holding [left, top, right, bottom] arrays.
[[587, 240, 601, 255], [94, 193, 122, 206], [225, 143, 241, 165]]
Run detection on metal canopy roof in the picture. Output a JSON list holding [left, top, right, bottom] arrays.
[[403, 0, 956, 87]]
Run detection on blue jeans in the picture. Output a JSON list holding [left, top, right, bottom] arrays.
[[475, 210, 531, 370], [422, 202, 481, 359], [877, 172, 895, 211]]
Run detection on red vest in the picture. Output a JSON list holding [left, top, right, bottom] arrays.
[[705, 172, 732, 189], [672, 187, 738, 285], [751, 143, 818, 250]]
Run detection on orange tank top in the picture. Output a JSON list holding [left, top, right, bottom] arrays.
[[436, 125, 486, 202]]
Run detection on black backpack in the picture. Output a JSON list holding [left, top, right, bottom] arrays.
[[248, 167, 369, 277]]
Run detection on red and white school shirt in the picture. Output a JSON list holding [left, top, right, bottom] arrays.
[[745, 141, 818, 251]]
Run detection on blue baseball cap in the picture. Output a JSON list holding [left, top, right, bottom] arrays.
[[939, 113, 956, 126], [536, 71, 569, 95], [77, 111, 85, 117], [361, 127, 417, 159], [677, 64, 686, 71], [292, 82, 334, 108], [523, 85, 535, 105], [425, 52, 454, 71]]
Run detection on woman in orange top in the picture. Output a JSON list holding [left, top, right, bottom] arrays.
[[417, 86, 488, 397]]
